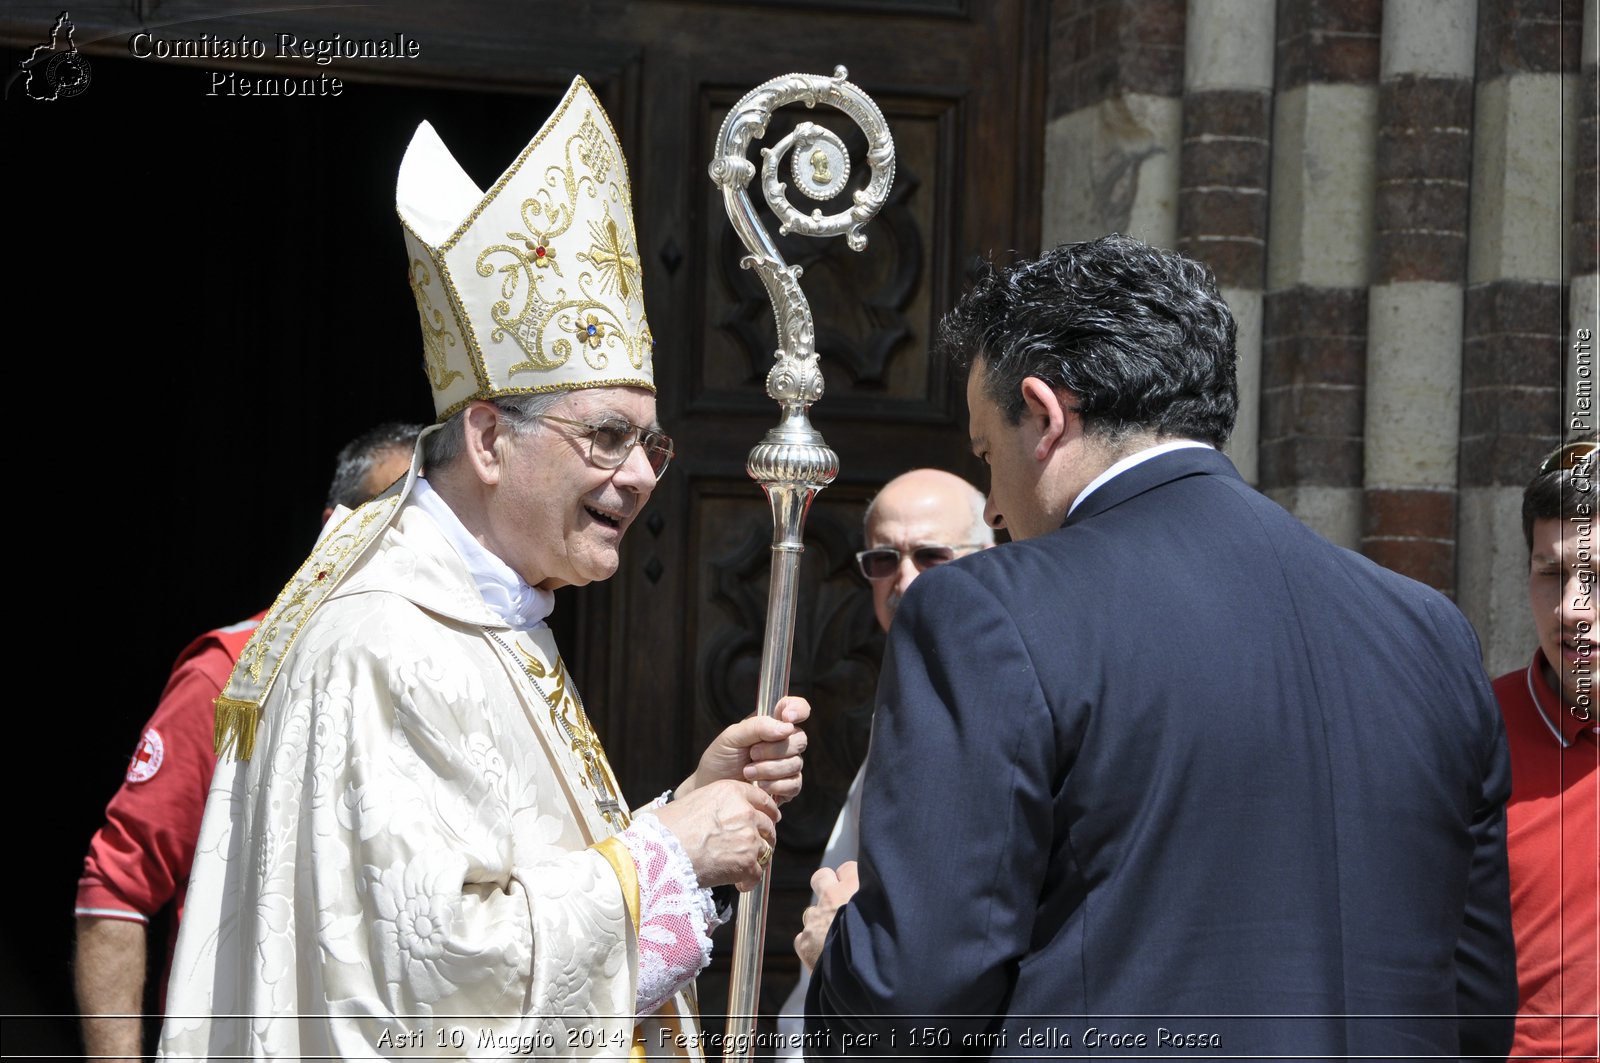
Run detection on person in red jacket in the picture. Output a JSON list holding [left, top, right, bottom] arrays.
[[73, 422, 420, 1063], [1494, 437, 1597, 1060]]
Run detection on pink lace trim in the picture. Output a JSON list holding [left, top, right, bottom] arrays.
[[617, 811, 716, 1015]]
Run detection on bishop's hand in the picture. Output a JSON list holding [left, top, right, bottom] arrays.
[[654, 780, 780, 892], [676, 696, 809, 804]]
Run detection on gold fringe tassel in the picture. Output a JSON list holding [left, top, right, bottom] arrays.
[[214, 695, 261, 761]]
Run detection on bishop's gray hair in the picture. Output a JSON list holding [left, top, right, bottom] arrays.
[[422, 392, 568, 471]]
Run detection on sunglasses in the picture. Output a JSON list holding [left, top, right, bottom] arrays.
[[536, 414, 674, 479], [855, 543, 983, 581], [1537, 440, 1597, 476]]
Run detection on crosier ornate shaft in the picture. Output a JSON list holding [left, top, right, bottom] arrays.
[[707, 66, 894, 1062]]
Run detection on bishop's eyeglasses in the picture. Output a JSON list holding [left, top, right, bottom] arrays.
[[855, 543, 984, 581], [536, 414, 675, 479]]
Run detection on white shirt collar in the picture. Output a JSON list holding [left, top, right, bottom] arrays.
[[411, 477, 555, 631], [1067, 439, 1213, 517]]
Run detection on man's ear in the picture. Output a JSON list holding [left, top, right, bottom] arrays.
[[461, 401, 507, 486], [1019, 377, 1078, 462]]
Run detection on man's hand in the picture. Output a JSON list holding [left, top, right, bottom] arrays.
[[795, 860, 860, 970], [677, 696, 809, 804], [653, 779, 781, 891]]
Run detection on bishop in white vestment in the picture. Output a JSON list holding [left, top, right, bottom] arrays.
[[162, 77, 807, 1061]]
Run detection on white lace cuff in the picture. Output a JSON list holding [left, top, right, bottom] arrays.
[[618, 814, 715, 1016]]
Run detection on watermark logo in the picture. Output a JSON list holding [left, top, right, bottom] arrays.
[[16, 10, 92, 100]]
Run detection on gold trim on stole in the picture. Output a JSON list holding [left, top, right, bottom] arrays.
[[487, 627, 699, 1059], [591, 836, 641, 933]]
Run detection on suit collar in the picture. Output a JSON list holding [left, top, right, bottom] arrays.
[[1063, 445, 1243, 527]]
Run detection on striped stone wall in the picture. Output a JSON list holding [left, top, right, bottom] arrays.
[[1044, 0, 1185, 249], [1458, 0, 1581, 673], [1261, 0, 1382, 550], [1040, 0, 1590, 671], [1361, 0, 1476, 598], [1178, 0, 1275, 483]]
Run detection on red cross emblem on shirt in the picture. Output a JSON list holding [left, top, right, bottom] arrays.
[[126, 728, 164, 783]]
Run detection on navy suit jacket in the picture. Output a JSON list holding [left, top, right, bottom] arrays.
[[807, 448, 1516, 1060]]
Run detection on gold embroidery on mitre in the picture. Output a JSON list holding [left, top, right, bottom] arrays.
[[408, 258, 465, 392], [474, 166, 585, 371], [470, 107, 647, 379], [396, 78, 654, 417], [637, 324, 652, 372], [573, 312, 606, 347], [581, 214, 640, 299], [576, 112, 615, 184]]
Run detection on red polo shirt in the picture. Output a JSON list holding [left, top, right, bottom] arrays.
[[1493, 650, 1599, 1060], [76, 614, 263, 992]]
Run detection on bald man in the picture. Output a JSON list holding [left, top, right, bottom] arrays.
[[775, 468, 992, 1056]]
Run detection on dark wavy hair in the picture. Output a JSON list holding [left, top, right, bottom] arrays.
[[325, 421, 424, 510], [937, 235, 1239, 447], [1523, 440, 1597, 550]]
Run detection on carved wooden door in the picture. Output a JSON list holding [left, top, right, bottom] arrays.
[[560, 2, 1047, 1026]]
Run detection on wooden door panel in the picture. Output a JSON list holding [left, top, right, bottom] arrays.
[[692, 484, 885, 845], [592, 6, 1044, 1022]]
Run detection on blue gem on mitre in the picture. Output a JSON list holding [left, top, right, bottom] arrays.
[[575, 313, 606, 348]]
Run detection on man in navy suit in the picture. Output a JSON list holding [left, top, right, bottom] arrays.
[[797, 235, 1516, 1059]]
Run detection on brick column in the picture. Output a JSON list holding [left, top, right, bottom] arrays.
[[1260, 0, 1382, 547], [1044, 0, 1186, 247], [1458, 0, 1581, 673], [1360, 0, 1478, 596], [1178, 0, 1276, 484]]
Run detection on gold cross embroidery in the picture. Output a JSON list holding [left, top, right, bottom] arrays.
[[586, 216, 639, 299]]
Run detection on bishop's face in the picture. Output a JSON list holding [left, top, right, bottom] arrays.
[[486, 386, 660, 591]]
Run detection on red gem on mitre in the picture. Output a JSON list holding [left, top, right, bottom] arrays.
[[535, 245, 547, 258], [316, 570, 328, 581]]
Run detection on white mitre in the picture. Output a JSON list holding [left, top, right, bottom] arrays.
[[397, 75, 655, 420], [215, 78, 655, 761]]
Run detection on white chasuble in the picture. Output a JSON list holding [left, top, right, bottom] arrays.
[[161, 501, 700, 1059]]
